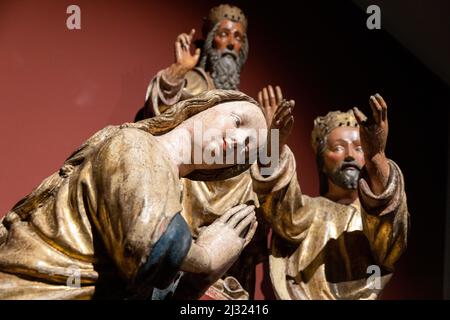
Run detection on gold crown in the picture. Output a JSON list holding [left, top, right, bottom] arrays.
[[203, 4, 248, 36], [311, 109, 359, 153]]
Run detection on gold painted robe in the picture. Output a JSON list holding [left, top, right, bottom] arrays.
[[0, 127, 183, 299], [139, 66, 298, 299], [141, 68, 409, 300], [251, 147, 409, 300]]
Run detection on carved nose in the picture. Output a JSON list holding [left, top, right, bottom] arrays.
[[344, 155, 355, 162], [227, 43, 234, 51]]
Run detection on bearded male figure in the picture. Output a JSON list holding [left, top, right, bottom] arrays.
[[255, 94, 409, 299], [135, 4, 249, 120], [133, 3, 297, 300]]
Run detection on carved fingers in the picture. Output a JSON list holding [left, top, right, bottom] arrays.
[[226, 205, 255, 229], [261, 87, 270, 109], [174, 28, 200, 70], [176, 29, 194, 50], [369, 93, 388, 124], [353, 93, 388, 127], [218, 203, 247, 223], [353, 106, 367, 125], [268, 85, 277, 109], [275, 86, 283, 104], [273, 99, 295, 129], [205, 204, 256, 244], [258, 85, 284, 127], [195, 204, 257, 276], [367, 93, 389, 131], [353, 93, 389, 158]]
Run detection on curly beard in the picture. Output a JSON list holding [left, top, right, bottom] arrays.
[[326, 162, 361, 190], [199, 23, 248, 91], [206, 48, 242, 90]]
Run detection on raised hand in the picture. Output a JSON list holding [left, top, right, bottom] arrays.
[[353, 93, 388, 160], [257, 85, 295, 161], [353, 93, 390, 194], [258, 85, 284, 127], [174, 28, 201, 72]]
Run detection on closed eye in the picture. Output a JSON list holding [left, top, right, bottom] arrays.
[[331, 145, 345, 152], [231, 113, 242, 127]]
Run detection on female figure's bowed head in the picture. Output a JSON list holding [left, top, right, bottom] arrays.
[[0, 89, 267, 299]]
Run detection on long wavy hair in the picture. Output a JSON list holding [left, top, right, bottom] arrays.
[[4, 90, 261, 222]]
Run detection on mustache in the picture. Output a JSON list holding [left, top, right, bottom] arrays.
[[219, 48, 238, 60], [339, 161, 362, 171]]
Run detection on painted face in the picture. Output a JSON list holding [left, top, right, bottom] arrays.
[[213, 19, 245, 56], [322, 126, 365, 190], [185, 101, 267, 167]]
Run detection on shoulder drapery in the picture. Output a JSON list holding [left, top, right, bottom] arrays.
[[0, 127, 187, 299], [250, 148, 409, 300], [140, 67, 214, 118]]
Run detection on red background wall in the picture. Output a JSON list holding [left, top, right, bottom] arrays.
[[1, 0, 449, 299]]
